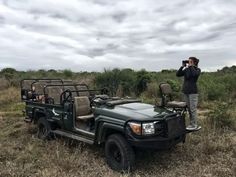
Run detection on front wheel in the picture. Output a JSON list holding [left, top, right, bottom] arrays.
[[105, 134, 135, 172]]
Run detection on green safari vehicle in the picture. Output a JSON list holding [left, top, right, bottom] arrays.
[[21, 79, 194, 172]]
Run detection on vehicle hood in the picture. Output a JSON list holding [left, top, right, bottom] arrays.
[[95, 102, 174, 121]]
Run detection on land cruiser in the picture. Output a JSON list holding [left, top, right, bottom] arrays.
[[21, 79, 196, 171]]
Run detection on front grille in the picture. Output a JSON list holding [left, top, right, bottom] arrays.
[[166, 116, 185, 138], [154, 121, 165, 136]]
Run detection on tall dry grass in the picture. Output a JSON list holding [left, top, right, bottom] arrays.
[[0, 87, 20, 106], [0, 87, 24, 117], [0, 115, 235, 177]]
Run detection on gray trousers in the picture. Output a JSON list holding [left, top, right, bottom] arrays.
[[184, 94, 198, 126]]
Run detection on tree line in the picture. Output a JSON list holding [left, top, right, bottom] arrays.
[[0, 66, 236, 102]]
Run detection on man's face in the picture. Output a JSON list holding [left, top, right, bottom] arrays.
[[189, 59, 194, 66]]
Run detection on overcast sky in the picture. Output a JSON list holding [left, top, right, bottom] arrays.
[[0, 0, 236, 72]]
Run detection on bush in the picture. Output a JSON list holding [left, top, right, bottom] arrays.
[[145, 82, 159, 98], [63, 69, 73, 78], [135, 69, 151, 96], [208, 102, 235, 130], [166, 79, 181, 92]]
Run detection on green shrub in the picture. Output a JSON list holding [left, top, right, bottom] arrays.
[[63, 69, 73, 78], [166, 79, 181, 92], [208, 102, 235, 130], [135, 69, 151, 96]]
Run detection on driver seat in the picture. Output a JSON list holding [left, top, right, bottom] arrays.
[[74, 96, 94, 120], [159, 83, 187, 109]]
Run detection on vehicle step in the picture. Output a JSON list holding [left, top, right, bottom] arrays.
[[52, 130, 94, 145]]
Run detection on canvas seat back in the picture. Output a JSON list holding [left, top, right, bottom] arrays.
[[45, 86, 63, 104], [159, 83, 173, 105], [74, 96, 94, 121]]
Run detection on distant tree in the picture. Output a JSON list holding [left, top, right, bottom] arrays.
[[63, 69, 73, 78], [95, 68, 136, 96], [135, 69, 151, 95], [0, 68, 16, 81], [220, 65, 236, 73], [119, 68, 135, 95], [95, 68, 120, 96], [48, 69, 57, 73]]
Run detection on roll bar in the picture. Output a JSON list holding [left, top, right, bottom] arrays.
[[20, 78, 64, 89], [43, 83, 89, 95]]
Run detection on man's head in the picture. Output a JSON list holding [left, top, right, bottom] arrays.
[[188, 57, 199, 66]]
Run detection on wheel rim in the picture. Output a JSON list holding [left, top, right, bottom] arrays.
[[109, 143, 122, 163]]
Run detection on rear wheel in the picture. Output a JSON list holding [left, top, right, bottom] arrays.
[[105, 134, 135, 172], [37, 117, 52, 140]]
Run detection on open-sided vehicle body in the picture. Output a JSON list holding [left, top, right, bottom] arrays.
[[21, 79, 191, 171]]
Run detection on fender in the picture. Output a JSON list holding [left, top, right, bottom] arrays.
[[96, 121, 124, 144]]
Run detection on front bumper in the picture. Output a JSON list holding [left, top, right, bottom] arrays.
[[126, 115, 186, 149], [127, 133, 186, 149]]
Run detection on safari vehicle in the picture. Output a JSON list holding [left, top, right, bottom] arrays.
[[21, 79, 196, 172]]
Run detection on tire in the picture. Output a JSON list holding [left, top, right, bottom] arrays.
[[37, 117, 52, 140], [105, 134, 135, 172]]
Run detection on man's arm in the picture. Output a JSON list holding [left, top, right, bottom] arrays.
[[176, 66, 185, 77]]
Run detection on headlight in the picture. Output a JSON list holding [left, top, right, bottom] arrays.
[[142, 122, 155, 135], [128, 122, 142, 135], [128, 122, 156, 135]]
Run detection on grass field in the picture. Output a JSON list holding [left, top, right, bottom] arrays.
[[0, 91, 235, 177]]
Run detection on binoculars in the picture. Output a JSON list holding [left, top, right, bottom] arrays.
[[182, 60, 189, 66]]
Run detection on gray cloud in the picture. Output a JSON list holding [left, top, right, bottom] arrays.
[[0, 0, 236, 72]]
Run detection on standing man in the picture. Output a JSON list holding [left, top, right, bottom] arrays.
[[176, 57, 201, 130]]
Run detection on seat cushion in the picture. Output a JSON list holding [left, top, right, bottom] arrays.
[[77, 114, 94, 120], [167, 101, 187, 108]]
